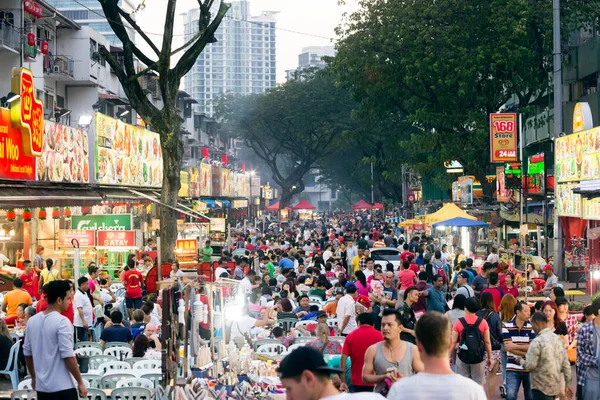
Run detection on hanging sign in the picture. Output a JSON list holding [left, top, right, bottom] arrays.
[[490, 113, 518, 163], [57, 230, 96, 247], [527, 153, 545, 195], [176, 239, 197, 256], [97, 230, 135, 247], [72, 214, 132, 230], [10, 67, 44, 157], [504, 162, 522, 189]]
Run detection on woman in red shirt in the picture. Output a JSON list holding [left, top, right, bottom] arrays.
[[499, 272, 519, 298]]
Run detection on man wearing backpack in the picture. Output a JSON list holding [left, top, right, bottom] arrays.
[[450, 297, 492, 386]]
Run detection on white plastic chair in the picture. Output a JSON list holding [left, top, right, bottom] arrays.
[[326, 319, 339, 328], [10, 390, 36, 400], [75, 347, 102, 357], [125, 357, 146, 367], [287, 343, 306, 352], [132, 360, 161, 370], [85, 388, 107, 400], [100, 373, 136, 389], [253, 338, 281, 351], [111, 387, 152, 400], [0, 340, 20, 389], [140, 373, 162, 388], [294, 336, 312, 344], [88, 355, 118, 370], [256, 343, 286, 355], [110, 283, 124, 292], [81, 373, 103, 389], [103, 346, 133, 361], [97, 360, 131, 374], [17, 379, 33, 390], [116, 378, 154, 389], [309, 302, 322, 309], [76, 341, 103, 350], [103, 341, 132, 349], [295, 320, 318, 328], [309, 296, 324, 304]]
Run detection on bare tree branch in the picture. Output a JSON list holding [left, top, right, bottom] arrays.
[[116, 7, 161, 56]]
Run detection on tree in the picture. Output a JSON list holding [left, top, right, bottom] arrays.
[[333, 0, 600, 202], [97, 0, 229, 260], [215, 69, 356, 208]]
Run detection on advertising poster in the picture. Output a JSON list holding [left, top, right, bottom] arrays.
[[200, 163, 212, 196], [210, 217, 226, 232], [583, 197, 600, 220], [496, 166, 509, 202], [490, 113, 518, 163], [211, 166, 222, 196], [527, 153, 545, 195], [71, 214, 132, 230], [251, 176, 261, 197], [452, 181, 460, 202], [0, 108, 36, 180], [220, 168, 234, 197], [555, 127, 600, 183], [179, 170, 189, 197], [94, 112, 163, 187], [556, 183, 581, 218], [189, 167, 200, 198], [57, 230, 96, 247], [38, 121, 89, 183], [460, 178, 473, 204]]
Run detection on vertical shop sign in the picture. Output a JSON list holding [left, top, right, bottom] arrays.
[[490, 113, 517, 163]]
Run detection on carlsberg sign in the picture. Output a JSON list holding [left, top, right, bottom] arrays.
[[71, 215, 132, 231]]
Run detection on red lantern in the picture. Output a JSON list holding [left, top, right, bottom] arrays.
[[202, 147, 209, 159], [27, 32, 35, 46], [52, 207, 61, 219], [6, 209, 16, 222], [221, 154, 228, 165], [41, 41, 48, 55], [81, 207, 90, 215], [241, 163, 246, 172], [38, 208, 47, 220], [23, 208, 32, 222], [64, 206, 71, 218]]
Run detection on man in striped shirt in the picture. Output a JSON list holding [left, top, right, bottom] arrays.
[[502, 301, 536, 400]]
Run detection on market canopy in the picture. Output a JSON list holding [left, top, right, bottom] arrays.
[[399, 218, 422, 227], [292, 199, 316, 210], [432, 217, 489, 228], [351, 200, 372, 210], [371, 203, 384, 210], [266, 200, 281, 210], [423, 203, 477, 224]]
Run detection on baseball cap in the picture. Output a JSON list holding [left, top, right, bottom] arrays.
[[317, 311, 327, 319], [345, 282, 356, 289], [334, 288, 344, 295], [278, 347, 342, 379], [542, 264, 553, 271], [458, 271, 470, 279]]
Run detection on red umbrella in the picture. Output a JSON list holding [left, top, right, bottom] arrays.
[[266, 201, 280, 210], [292, 199, 316, 210], [371, 203, 384, 210], [351, 200, 372, 210]]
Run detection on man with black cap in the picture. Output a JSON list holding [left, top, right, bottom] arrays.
[[278, 346, 385, 400], [455, 271, 475, 298]]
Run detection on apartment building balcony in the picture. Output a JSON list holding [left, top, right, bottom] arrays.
[[0, 24, 19, 54], [43, 54, 75, 80]]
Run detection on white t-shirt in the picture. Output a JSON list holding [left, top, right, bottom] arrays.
[[337, 294, 357, 334], [363, 268, 374, 280], [487, 253, 499, 264], [100, 288, 114, 304], [229, 314, 257, 341], [0, 253, 9, 266], [387, 372, 486, 399], [73, 289, 93, 327], [239, 277, 252, 294], [322, 394, 385, 400], [215, 267, 228, 279]]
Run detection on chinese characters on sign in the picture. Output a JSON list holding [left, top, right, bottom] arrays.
[[490, 113, 517, 163], [57, 230, 96, 247], [176, 239, 197, 256], [10, 68, 43, 157], [97, 230, 135, 247]]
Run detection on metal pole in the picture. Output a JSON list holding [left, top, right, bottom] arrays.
[[371, 162, 374, 204], [156, 236, 162, 281], [519, 114, 524, 244], [521, 114, 529, 248], [553, 0, 564, 276]]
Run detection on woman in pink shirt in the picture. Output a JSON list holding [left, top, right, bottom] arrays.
[[397, 261, 417, 292], [354, 271, 370, 296], [499, 272, 519, 298]]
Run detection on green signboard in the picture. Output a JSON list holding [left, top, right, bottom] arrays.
[[504, 162, 522, 190], [71, 214, 132, 231]]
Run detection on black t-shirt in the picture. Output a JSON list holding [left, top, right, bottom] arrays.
[[554, 321, 568, 336], [0, 335, 13, 370], [398, 303, 416, 344], [100, 325, 133, 343]]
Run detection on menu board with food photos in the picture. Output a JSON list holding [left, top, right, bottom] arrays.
[[94, 112, 163, 187], [556, 183, 582, 217], [200, 162, 212, 196], [38, 121, 89, 183], [555, 127, 600, 183], [189, 168, 200, 198], [583, 197, 600, 220], [211, 166, 222, 196]]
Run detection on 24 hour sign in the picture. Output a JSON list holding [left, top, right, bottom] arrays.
[[490, 113, 518, 163]]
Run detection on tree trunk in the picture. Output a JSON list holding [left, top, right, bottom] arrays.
[[279, 181, 305, 209], [159, 122, 183, 262], [474, 171, 495, 205]]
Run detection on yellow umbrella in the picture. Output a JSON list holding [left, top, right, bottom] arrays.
[[424, 203, 477, 224]]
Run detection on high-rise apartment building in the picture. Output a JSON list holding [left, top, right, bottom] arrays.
[[286, 45, 336, 80], [183, 0, 277, 116], [46, 0, 136, 45]]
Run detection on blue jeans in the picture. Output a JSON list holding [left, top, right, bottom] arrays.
[[506, 370, 533, 400], [500, 347, 507, 385], [583, 377, 600, 400]]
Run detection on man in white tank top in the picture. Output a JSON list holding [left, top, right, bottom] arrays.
[[362, 309, 424, 395]]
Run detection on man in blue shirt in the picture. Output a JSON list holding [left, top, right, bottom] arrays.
[[100, 310, 133, 345], [419, 275, 447, 313], [279, 253, 294, 270], [450, 261, 474, 290]]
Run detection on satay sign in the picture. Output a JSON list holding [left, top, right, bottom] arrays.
[[97, 230, 135, 247], [10, 68, 43, 156]]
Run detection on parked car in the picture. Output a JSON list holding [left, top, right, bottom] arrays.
[[370, 247, 401, 278]]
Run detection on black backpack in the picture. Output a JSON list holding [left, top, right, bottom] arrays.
[[457, 317, 485, 364]]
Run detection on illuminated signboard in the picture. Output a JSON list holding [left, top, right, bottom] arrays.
[[10, 68, 43, 157], [527, 153, 545, 195], [490, 113, 518, 163], [504, 162, 522, 190]]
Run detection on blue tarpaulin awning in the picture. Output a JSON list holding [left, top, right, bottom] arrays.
[[432, 217, 489, 229]]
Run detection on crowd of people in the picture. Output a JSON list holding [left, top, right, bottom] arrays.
[[220, 214, 595, 399]]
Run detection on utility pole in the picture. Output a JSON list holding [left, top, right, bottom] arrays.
[[371, 162, 374, 204], [553, 0, 564, 278]]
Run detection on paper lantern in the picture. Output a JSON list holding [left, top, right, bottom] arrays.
[[27, 32, 35, 46], [23, 208, 32, 222], [38, 208, 47, 220], [52, 207, 61, 219], [63, 206, 71, 218], [241, 163, 246, 172], [81, 206, 90, 215], [6, 209, 16, 222], [221, 154, 228, 165], [41, 41, 48, 55], [201, 147, 209, 159]]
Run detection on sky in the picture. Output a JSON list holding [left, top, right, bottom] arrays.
[[135, 0, 359, 82]]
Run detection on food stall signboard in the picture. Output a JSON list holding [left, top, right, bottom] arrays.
[[72, 214, 132, 230], [504, 163, 522, 189], [556, 183, 581, 217], [210, 218, 226, 233], [176, 239, 197, 256], [97, 230, 135, 247], [94, 112, 163, 187], [555, 127, 600, 183], [39, 121, 89, 183], [490, 113, 518, 163], [10, 67, 43, 157], [527, 153, 545, 195], [57, 230, 96, 247], [0, 108, 36, 180]]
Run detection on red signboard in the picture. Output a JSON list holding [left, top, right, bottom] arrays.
[[24, 1, 43, 18], [97, 230, 135, 247], [176, 239, 197, 255], [57, 230, 96, 247], [0, 108, 36, 180], [11, 68, 44, 157], [490, 113, 518, 163]]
